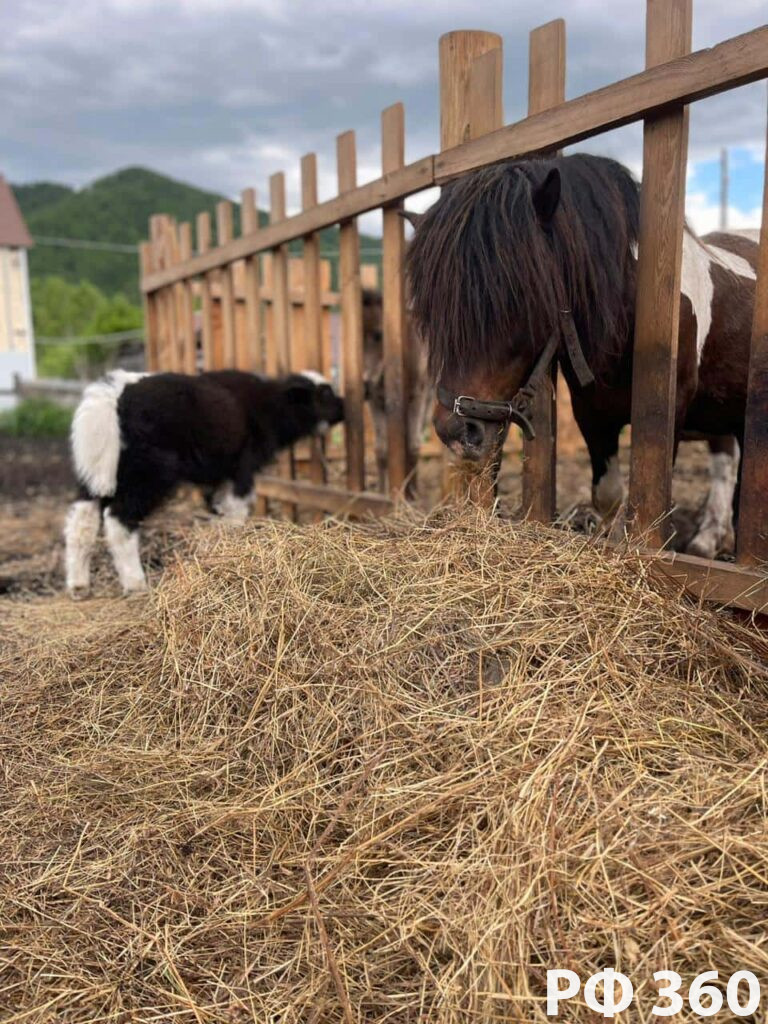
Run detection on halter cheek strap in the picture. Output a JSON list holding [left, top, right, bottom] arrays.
[[436, 311, 594, 442]]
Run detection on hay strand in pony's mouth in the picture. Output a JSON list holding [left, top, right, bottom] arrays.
[[2, 507, 768, 1022]]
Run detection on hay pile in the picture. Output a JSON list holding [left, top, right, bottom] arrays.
[[2, 510, 768, 1022]]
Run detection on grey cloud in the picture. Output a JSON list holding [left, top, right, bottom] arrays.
[[1, 0, 765, 212]]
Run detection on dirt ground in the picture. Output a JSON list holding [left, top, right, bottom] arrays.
[[0, 432, 716, 603]]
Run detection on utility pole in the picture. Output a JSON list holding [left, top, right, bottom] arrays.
[[719, 147, 729, 231]]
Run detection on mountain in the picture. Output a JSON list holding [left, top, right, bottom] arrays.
[[13, 167, 382, 301]]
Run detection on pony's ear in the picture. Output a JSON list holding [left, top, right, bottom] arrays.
[[398, 209, 424, 229], [532, 168, 561, 225]]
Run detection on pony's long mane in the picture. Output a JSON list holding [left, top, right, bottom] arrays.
[[406, 154, 640, 381]]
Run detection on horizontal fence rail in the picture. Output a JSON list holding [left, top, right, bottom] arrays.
[[140, 9, 768, 613], [142, 26, 768, 295]]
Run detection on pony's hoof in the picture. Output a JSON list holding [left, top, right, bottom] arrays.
[[67, 585, 90, 601], [557, 503, 602, 535], [686, 534, 718, 560]]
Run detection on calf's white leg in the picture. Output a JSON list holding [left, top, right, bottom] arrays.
[[103, 508, 147, 593], [64, 499, 101, 595], [212, 481, 252, 524]]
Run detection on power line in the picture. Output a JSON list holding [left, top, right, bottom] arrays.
[[33, 235, 140, 254], [32, 235, 384, 257], [37, 329, 144, 347]]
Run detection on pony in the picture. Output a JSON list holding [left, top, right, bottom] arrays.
[[65, 369, 344, 596], [405, 153, 757, 555]]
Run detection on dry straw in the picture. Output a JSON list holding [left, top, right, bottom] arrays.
[[2, 507, 768, 1022]]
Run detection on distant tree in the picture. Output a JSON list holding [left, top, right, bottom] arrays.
[[31, 276, 143, 379]]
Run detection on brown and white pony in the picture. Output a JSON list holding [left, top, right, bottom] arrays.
[[405, 153, 757, 556]]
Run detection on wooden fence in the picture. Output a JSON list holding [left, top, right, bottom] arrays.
[[141, 1, 768, 613]]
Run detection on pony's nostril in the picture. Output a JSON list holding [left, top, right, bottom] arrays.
[[462, 419, 485, 448]]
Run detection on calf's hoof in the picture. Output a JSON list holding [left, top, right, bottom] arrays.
[[122, 578, 149, 596]]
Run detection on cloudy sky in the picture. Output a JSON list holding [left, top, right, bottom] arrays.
[[2, 0, 766, 235]]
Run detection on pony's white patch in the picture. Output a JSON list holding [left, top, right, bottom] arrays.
[[64, 499, 100, 593], [709, 244, 756, 282], [213, 482, 251, 524], [680, 233, 715, 362], [301, 370, 328, 387], [315, 420, 330, 436], [593, 455, 623, 515], [103, 508, 147, 593], [72, 370, 145, 497], [680, 234, 756, 362], [687, 447, 738, 559]]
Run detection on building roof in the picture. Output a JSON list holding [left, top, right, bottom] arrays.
[[0, 176, 33, 248]]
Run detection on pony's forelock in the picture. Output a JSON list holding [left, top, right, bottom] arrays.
[[405, 154, 640, 384]]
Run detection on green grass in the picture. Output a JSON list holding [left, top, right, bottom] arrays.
[[0, 399, 73, 439]]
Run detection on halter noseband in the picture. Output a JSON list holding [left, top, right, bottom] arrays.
[[437, 310, 594, 441]]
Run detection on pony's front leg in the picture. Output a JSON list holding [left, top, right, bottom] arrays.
[[687, 436, 739, 559], [570, 402, 625, 518]]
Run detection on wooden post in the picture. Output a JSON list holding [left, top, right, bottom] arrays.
[[177, 222, 196, 373], [240, 188, 262, 372], [522, 19, 565, 522], [737, 118, 768, 564], [139, 242, 159, 372], [150, 215, 172, 371], [301, 153, 328, 513], [270, 172, 297, 520], [381, 102, 410, 499], [163, 217, 181, 372], [216, 201, 237, 367], [627, 0, 692, 545], [337, 129, 366, 493], [439, 31, 503, 151], [438, 31, 503, 504], [196, 212, 215, 371]]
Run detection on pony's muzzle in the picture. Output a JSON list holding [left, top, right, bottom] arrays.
[[436, 413, 492, 461]]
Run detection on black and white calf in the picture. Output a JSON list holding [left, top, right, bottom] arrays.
[[65, 369, 344, 596]]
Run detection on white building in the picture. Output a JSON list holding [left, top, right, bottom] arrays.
[[0, 175, 35, 407]]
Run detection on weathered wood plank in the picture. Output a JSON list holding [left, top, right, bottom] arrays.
[[381, 102, 410, 499], [196, 212, 215, 371], [337, 130, 367, 493], [269, 172, 297, 520], [254, 475, 393, 518], [636, 547, 768, 615], [162, 217, 181, 372], [627, 0, 692, 546], [521, 19, 565, 522], [737, 118, 768, 565], [240, 187, 262, 372], [215, 201, 237, 367], [177, 222, 196, 374], [438, 31, 503, 505], [149, 216, 171, 370], [300, 153, 328, 515], [139, 242, 159, 371]]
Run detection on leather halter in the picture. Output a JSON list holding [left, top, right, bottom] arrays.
[[437, 311, 594, 441]]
